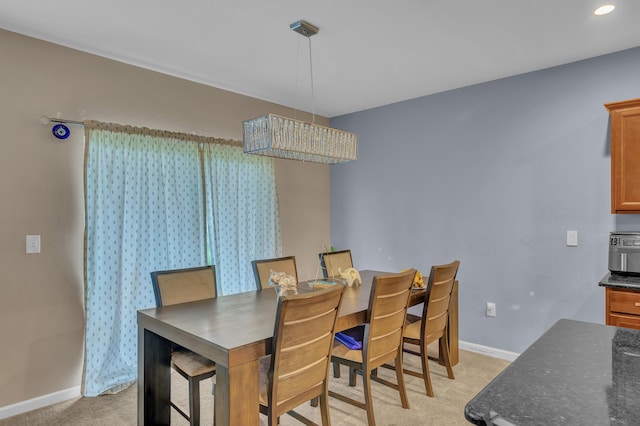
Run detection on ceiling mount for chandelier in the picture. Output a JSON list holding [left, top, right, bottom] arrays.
[[242, 19, 358, 165], [290, 19, 318, 37]]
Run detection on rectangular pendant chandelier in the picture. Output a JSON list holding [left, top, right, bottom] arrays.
[[242, 20, 358, 165], [243, 113, 358, 164]]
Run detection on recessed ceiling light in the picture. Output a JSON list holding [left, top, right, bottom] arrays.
[[594, 4, 615, 15]]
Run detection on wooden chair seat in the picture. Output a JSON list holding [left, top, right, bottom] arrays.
[[330, 339, 364, 363], [402, 315, 422, 340], [172, 349, 217, 377]]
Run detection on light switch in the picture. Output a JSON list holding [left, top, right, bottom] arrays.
[[566, 230, 578, 247], [26, 235, 41, 253]]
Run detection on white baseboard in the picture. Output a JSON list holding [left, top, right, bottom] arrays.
[[0, 385, 81, 420], [460, 340, 520, 362]]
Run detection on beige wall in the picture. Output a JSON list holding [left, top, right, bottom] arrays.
[[0, 29, 330, 408]]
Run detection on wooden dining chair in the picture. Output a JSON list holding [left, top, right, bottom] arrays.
[[401, 260, 460, 397], [258, 285, 345, 426], [328, 269, 416, 426], [252, 255, 298, 290], [318, 249, 353, 278], [150, 265, 218, 426]]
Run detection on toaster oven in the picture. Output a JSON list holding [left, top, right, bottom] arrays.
[[609, 231, 640, 275]]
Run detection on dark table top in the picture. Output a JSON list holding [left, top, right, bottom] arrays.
[[137, 270, 427, 367], [464, 319, 640, 426]]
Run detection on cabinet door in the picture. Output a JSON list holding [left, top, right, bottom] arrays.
[[608, 312, 640, 330], [609, 288, 640, 316], [606, 98, 640, 213]]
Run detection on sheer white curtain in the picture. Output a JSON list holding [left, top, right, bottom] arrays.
[[203, 143, 281, 295], [82, 122, 280, 396]]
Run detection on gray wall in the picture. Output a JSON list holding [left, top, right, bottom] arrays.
[[329, 47, 640, 353]]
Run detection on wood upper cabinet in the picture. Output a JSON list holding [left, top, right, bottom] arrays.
[[606, 98, 640, 213]]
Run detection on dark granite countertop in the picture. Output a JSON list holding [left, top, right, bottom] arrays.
[[464, 319, 640, 425], [599, 272, 640, 290]]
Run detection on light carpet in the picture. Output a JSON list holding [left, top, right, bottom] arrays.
[[0, 348, 509, 425]]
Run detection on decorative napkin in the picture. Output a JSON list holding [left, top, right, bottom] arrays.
[[335, 325, 364, 350]]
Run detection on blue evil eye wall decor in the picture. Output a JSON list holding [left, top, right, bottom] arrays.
[[52, 124, 70, 140]]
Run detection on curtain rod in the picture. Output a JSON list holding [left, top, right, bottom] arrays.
[[39, 115, 243, 147], [40, 115, 84, 127]]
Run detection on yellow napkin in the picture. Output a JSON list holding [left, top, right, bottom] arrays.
[[402, 269, 424, 288]]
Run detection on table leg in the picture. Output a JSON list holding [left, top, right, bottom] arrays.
[[138, 327, 171, 425], [215, 359, 260, 426]]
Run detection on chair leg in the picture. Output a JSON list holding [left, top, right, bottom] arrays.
[[264, 404, 280, 426], [212, 379, 216, 426], [348, 367, 357, 387], [362, 369, 376, 426], [319, 388, 331, 426], [393, 357, 410, 409], [421, 340, 434, 397], [188, 377, 201, 426], [267, 409, 278, 426], [349, 366, 380, 387], [440, 334, 455, 380]]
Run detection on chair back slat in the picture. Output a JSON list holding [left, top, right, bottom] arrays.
[[277, 337, 333, 401], [279, 307, 338, 349], [151, 266, 216, 306]]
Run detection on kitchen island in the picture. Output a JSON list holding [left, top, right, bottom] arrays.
[[464, 319, 640, 425]]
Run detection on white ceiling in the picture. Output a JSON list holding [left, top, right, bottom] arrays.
[[1, 0, 639, 118]]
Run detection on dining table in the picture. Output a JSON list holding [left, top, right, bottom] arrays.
[[137, 269, 458, 425]]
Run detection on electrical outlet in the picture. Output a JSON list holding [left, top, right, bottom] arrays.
[[486, 302, 496, 317], [567, 230, 578, 247]]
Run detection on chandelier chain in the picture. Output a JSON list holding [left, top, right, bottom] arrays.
[[308, 36, 315, 124]]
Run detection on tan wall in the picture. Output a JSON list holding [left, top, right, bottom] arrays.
[[0, 29, 330, 407]]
